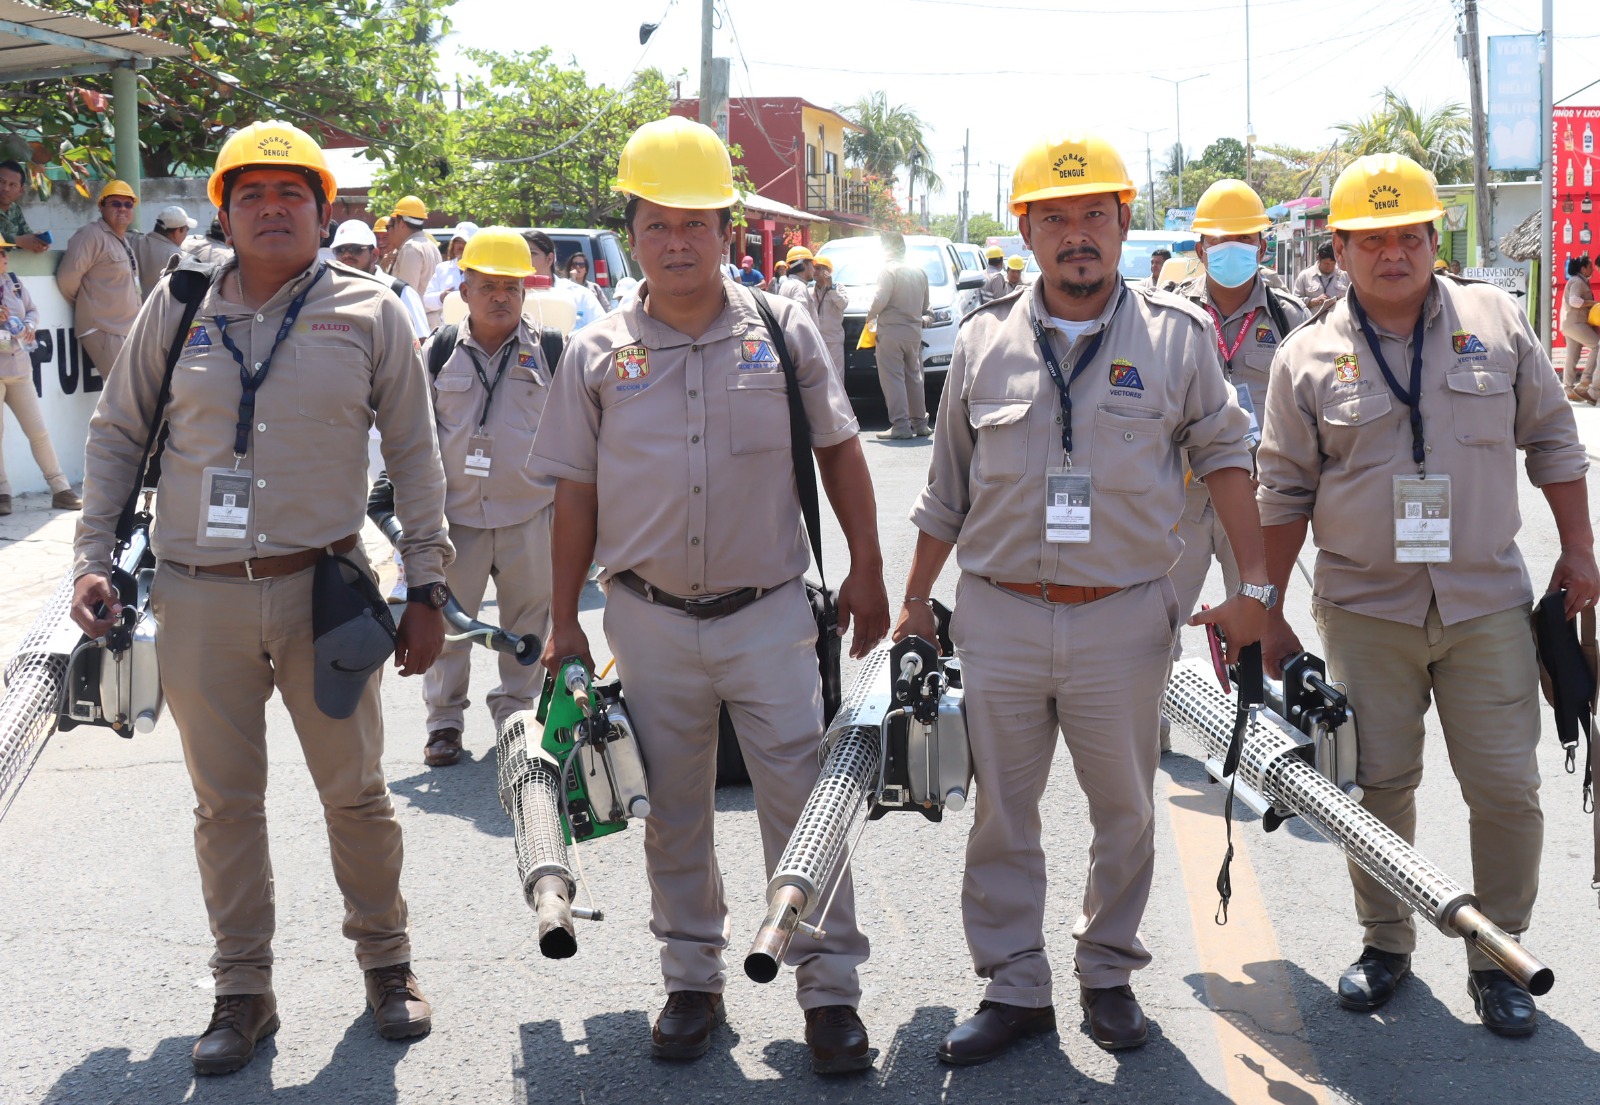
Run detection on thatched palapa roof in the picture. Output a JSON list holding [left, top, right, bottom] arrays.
[[1499, 211, 1540, 262]]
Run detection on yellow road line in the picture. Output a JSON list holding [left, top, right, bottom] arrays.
[[1164, 773, 1329, 1105]]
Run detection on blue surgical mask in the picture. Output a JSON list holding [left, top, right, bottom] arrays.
[[1205, 241, 1260, 289]]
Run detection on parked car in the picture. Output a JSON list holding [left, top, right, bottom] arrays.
[[816, 233, 985, 400], [1022, 229, 1198, 287], [425, 225, 640, 302]]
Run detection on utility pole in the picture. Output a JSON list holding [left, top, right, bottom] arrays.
[[1131, 127, 1165, 230], [1539, 0, 1553, 344], [959, 130, 970, 243], [698, 0, 714, 127], [1244, 0, 1254, 191], [1154, 73, 1207, 210], [1462, 0, 1493, 264], [993, 162, 1004, 223]]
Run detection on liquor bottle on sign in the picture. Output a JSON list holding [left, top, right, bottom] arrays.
[[1587, 160, 1595, 188], [1566, 125, 1576, 152], [1586, 193, 1595, 215], [1568, 159, 1576, 188], [1565, 195, 1576, 214], [1564, 219, 1573, 244], [1586, 122, 1596, 154]]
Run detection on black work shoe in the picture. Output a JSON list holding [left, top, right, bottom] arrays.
[[1337, 946, 1412, 1011], [651, 990, 724, 1060], [804, 1005, 871, 1075], [937, 1000, 1057, 1066], [365, 963, 432, 1039], [424, 727, 462, 767], [1469, 969, 1538, 1037], [1081, 984, 1148, 1050], [192, 992, 280, 1075]]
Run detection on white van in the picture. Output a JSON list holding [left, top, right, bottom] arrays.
[[816, 234, 985, 399]]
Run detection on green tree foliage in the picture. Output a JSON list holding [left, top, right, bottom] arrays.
[[0, 0, 452, 195], [839, 92, 942, 197], [926, 211, 1007, 245], [399, 48, 670, 227], [1335, 87, 1473, 184], [1200, 137, 1246, 178]]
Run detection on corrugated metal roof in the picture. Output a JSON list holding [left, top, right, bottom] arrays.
[[0, 0, 184, 81]]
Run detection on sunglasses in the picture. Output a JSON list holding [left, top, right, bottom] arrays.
[[102, 199, 135, 210]]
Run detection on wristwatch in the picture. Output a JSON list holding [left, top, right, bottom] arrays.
[[406, 581, 449, 609], [1236, 581, 1279, 611]]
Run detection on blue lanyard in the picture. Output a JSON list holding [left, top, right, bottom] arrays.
[[464, 338, 518, 433], [1347, 288, 1428, 472], [214, 263, 326, 459], [1031, 284, 1125, 455]]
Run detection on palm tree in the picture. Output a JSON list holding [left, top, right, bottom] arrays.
[[1335, 88, 1473, 184], [838, 91, 943, 194]]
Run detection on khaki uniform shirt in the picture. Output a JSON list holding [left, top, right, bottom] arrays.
[[1175, 274, 1309, 414], [74, 259, 452, 583], [981, 269, 1008, 303], [776, 275, 817, 324], [183, 236, 235, 268], [530, 276, 858, 597], [1256, 276, 1588, 627], [425, 317, 555, 528], [1563, 273, 1592, 330], [57, 218, 140, 337], [910, 280, 1253, 588], [391, 233, 442, 306], [131, 232, 184, 299], [1293, 265, 1350, 303], [869, 261, 930, 332], [813, 285, 848, 352]]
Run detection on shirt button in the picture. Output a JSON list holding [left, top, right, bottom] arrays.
[[257, 422, 267, 432], [1350, 412, 1359, 422], [691, 344, 699, 352], [691, 536, 700, 546], [253, 362, 262, 371], [693, 486, 702, 494], [689, 389, 698, 398], [691, 434, 700, 443], [1124, 431, 1134, 441], [255, 314, 265, 323], [691, 584, 700, 591], [256, 479, 266, 488], [1477, 381, 1486, 392], [257, 533, 267, 542]]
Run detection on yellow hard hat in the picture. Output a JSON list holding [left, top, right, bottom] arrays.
[[208, 121, 337, 208], [1433, 257, 1449, 271], [613, 115, 738, 210], [1010, 132, 1136, 215], [1192, 178, 1270, 236], [812, 255, 833, 271], [459, 225, 533, 278], [98, 179, 137, 204], [985, 245, 1004, 260], [392, 195, 428, 220], [786, 245, 814, 264], [1327, 154, 1444, 232], [1006, 254, 1026, 271], [373, 216, 390, 233]]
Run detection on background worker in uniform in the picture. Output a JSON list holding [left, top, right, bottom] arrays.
[[373, 215, 394, 270], [530, 115, 890, 1076], [981, 245, 1007, 302], [897, 131, 1270, 1066], [1293, 241, 1350, 309], [524, 230, 605, 331], [1005, 254, 1026, 290], [1256, 153, 1597, 1037], [57, 179, 141, 375], [420, 228, 554, 768], [69, 120, 451, 1075], [1162, 178, 1308, 752], [776, 245, 818, 323], [184, 217, 234, 268], [332, 219, 429, 339], [1145, 248, 1172, 288], [422, 220, 479, 329], [133, 206, 197, 299], [0, 236, 79, 514], [811, 254, 848, 378], [867, 230, 931, 440], [387, 195, 442, 303], [1560, 254, 1596, 402]]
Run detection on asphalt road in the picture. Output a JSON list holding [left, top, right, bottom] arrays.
[[1, 396, 1598, 1105]]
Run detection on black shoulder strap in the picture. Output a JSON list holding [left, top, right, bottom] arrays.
[[390, 276, 409, 296], [427, 323, 459, 378], [539, 327, 564, 374], [746, 289, 826, 589], [1263, 286, 1293, 339], [7, 272, 19, 297]]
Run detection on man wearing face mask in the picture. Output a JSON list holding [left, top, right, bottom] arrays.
[[1162, 179, 1307, 752]]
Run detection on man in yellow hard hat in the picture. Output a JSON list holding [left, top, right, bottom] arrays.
[[896, 130, 1268, 1063], [530, 114, 889, 1075], [1162, 179, 1309, 751], [1005, 253, 1026, 289], [866, 229, 932, 439], [1257, 153, 1596, 1035], [1293, 241, 1349, 309], [70, 120, 451, 1073], [810, 253, 849, 378], [387, 195, 442, 305], [419, 228, 555, 768], [775, 244, 819, 323], [373, 214, 393, 269], [57, 179, 141, 374], [981, 244, 1007, 302]]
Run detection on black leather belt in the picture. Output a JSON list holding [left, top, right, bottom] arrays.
[[613, 569, 767, 620]]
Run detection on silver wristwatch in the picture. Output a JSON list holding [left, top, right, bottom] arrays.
[[1237, 581, 1279, 611]]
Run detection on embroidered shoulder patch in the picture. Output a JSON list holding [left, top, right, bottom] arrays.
[[1108, 359, 1144, 390], [1451, 330, 1487, 355], [183, 323, 210, 350], [1334, 354, 1360, 384], [614, 345, 649, 380]]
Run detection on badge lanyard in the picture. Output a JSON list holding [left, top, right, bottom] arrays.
[[214, 263, 327, 465], [464, 339, 518, 433], [1203, 304, 1259, 374], [1348, 289, 1428, 474], [1031, 283, 1126, 456]]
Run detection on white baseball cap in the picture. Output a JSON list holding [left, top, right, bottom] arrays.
[[154, 205, 197, 231], [452, 220, 479, 243], [331, 220, 378, 249]]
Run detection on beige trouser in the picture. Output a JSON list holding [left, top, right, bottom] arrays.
[[875, 324, 926, 431], [602, 576, 867, 1008], [423, 511, 552, 734], [1313, 600, 1542, 971], [150, 552, 411, 994], [954, 572, 1178, 1002], [0, 374, 69, 497], [79, 330, 125, 377], [1160, 483, 1241, 744], [1562, 312, 1598, 387]]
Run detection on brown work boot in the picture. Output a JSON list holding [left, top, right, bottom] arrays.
[[51, 488, 82, 510], [1080, 984, 1148, 1050], [424, 727, 462, 767], [0, 495, 10, 516], [192, 991, 280, 1075], [651, 990, 725, 1060], [804, 1004, 871, 1075], [365, 963, 432, 1039]]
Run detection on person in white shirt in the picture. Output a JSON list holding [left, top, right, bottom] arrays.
[[523, 230, 603, 330], [331, 219, 429, 339], [423, 221, 479, 328]]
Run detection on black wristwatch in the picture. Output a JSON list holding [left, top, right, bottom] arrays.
[[407, 582, 449, 609]]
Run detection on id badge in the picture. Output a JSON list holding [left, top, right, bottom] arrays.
[[198, 466, 251, 546], [1045, 466, 1091, 544], [1233, 382, 1261, 451], [465, 432, 493, 479], [1393, 475, 1451, 563]]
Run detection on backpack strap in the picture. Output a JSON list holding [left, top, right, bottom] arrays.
[[427, 322, 459, 378], [539, 327, 564, 375]]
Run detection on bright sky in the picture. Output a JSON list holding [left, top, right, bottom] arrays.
[[440, 0, 1600, 216]]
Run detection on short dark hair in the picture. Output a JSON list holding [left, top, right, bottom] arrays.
[[220, 166, 327, 214], [0, 160, 24, 183], [1569, 255, 1592, 277], [1316, 242, 1335, 261], [1151, 248, 1172, 261], [523, 230, 556, 257], [622, 196, 733, 235]]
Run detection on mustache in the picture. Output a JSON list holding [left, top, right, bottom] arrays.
[[1056, 245, 1102, 264]]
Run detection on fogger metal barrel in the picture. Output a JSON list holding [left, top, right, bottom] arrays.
[[1164, 660, 1554, 995], [745, 647, 892, 983], [0, 573, 78, 823], [497, 710, 583, 959]]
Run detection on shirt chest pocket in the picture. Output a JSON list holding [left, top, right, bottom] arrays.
[[727, 371, 789, 455], [293, 345, 370, 428], [968, 397, 1031, 485], [430, 371, 477, 429], [504, 364, 547, 433], [1090, 405, 1165, 495], [1445, 367, 1513, 446], [1320, 389, 1395, 470]]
